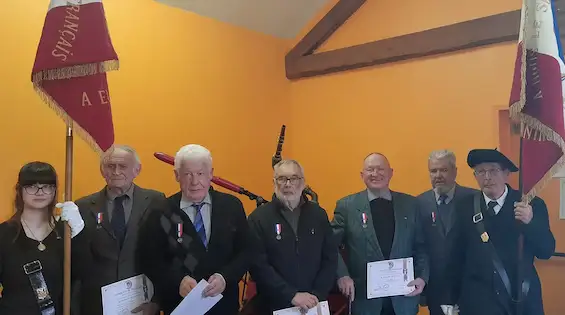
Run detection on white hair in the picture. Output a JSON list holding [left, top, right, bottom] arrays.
[[174, 144, 213, 170], [429, 149, 456, 168], [274, 159, 305, 178], [100, 144, 141, 165]]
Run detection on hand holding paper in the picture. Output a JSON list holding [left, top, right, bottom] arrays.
[[291, 292, 319, 312], [405, 277, 425, 296], [179, 275, 198, 297], [273, 301, 330, 315], [171, 280, 222, 315], [203, 273, 226, 297]]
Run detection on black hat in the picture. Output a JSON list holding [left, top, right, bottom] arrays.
[[467, 148, 519, 172]]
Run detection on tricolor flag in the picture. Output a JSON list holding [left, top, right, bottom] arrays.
[[509, 0, 565, 202], [32, 0, 118, 153]]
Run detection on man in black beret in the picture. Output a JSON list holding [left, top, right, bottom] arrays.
[[441, 149, 555, 315]]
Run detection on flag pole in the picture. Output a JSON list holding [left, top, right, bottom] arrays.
[[517, 129, 524, 315], [63, 123, 73, 315]]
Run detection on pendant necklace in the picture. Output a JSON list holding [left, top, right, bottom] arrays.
[[22, 219, 48, 251]]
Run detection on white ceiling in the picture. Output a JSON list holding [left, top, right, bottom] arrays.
[[154, 0, 330, 39]]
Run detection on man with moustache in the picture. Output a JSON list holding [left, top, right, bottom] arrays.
[[247, 159, 337, 314], [332, 153, 428, 315], [137, 144, 252, 315], [441, 149, 555, 315], [73, 145, 166, 315], [416, 150, 476, 315]]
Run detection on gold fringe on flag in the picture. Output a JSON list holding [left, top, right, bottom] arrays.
[[32, 83, 104, 155], [31, 59, 119, 155], [32, 60, 119, 83], [508, 24, 565, 204]]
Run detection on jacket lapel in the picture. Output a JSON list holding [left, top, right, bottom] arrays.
[[123, 185, 151, 244], [423, 190, 447, 237], [356, 191, 383, 259], [171, 192, 205, 250], [88, 189, 115, 239]]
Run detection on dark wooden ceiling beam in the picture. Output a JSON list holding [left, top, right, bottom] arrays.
[[286, 0, 565, 80]]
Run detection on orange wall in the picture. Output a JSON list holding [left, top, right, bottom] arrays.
[[287, 0, 521, 213], [0, 0, 290, 219]]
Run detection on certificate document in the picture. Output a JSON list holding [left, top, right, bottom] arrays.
[[101, 274, 154, 315], [273, 301, 330, 315], [366, 257, 414, 299], [171, 280, 222, 315]]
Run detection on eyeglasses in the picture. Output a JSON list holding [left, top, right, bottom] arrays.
[[23, 185, 55, 195], [474, 168, 502, 177], [275, 176, 303, 185]]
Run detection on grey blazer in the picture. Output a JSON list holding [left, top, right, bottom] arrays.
[[72, 185, 166, 315], [416, 185, 477, 306], [332, 190, 429, 315]]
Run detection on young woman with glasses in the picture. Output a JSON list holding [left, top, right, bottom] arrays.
[[0, 161, 86, 315]]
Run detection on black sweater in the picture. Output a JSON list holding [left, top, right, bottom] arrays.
[[248, 197, 338, 313]]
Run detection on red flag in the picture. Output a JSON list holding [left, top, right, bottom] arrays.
[[509, 0, 565, 203], [32, 0, 118, 153]]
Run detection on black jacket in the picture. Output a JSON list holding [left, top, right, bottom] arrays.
[[136, 188, 253, 315], [248, 196, 338, 313], [445, 186, 555, 315]]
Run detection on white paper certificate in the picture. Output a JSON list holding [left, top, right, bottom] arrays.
[[366, 257, 414, 299], [101, 274, 154, 315], [273, 301, 330, 315], [171, 279, 222, 315]]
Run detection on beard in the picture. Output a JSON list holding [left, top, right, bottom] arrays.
[[275, 190, 301, 210]]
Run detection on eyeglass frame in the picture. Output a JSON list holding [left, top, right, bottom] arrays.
[[23, 184, 56, 195], [274, 176, 304, 185], [473, 168, 503, 177]]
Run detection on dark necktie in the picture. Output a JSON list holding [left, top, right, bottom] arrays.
[[193, 203, 207, 247], [438, 194, 448, 205], [111, 195, 127, 248], [438, 194, 448, 232], [487, 201, 499, 216]]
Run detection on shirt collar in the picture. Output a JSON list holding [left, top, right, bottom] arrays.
[[180, 193, 212, 210], [106, 184, 134, 201], [367, 188, 392, 201], [434, 185, 456, 204], [483, 185, 509, 208]]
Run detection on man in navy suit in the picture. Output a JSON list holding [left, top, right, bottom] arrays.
[[416, 150, 477, 315], [442, 149, 555, 315]]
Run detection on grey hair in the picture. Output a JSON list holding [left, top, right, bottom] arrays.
[[274, 159, 305, 178], [429, 149, 456, 168], [174, 144, 213, 171], [100, 144, 141, 165]]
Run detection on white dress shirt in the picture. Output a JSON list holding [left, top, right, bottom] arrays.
[[180, 193, 212, 241], [483, 185, 509, 215]]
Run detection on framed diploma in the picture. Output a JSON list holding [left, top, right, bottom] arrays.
[[366, 257, 415, 299]]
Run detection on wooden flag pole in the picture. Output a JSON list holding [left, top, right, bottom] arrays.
[[63, 123, 73, 315]]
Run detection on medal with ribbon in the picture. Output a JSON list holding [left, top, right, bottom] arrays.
[[177, 223, 183, 243], [275, 223, 282, 240], [96, 212, 103, 229], [362, 212, 368, 228], [431, 211, 436, 225]]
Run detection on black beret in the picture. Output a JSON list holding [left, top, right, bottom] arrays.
[[467, 149, 519, 172]]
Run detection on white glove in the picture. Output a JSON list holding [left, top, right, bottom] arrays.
[[56, 201, 85, 238], [440, 305, 459, 315]]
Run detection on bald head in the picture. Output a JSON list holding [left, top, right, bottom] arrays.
[[361, 152, 393, 191]]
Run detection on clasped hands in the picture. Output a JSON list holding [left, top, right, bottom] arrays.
[[179, 273, 226, 298]]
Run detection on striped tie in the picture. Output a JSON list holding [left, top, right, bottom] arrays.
[[193, 203, 207, 247]]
